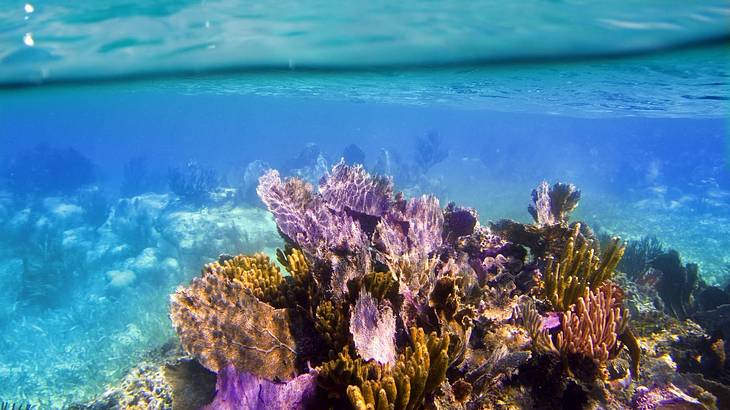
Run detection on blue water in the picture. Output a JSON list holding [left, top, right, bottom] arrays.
[[0, 1, 729, 407]]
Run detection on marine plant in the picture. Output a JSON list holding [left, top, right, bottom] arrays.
[[168, 163, 640, 408], [414, 131, 447, 173], [617, 234, 664, 279], [167, 161, 218, 203], [650, 249, 699, 320]]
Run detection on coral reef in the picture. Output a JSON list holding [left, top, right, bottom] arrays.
[[72, 353, 216, 410], [202, 365, 319, 410], [520, 285, 630, 379], [156, 164, 725, 409], [202, 253, 288, 307]]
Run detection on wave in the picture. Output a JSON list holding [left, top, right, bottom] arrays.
[[1, 0, 729, 86]]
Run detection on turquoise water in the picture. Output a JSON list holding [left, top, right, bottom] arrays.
[[0, 1, 729, 408]]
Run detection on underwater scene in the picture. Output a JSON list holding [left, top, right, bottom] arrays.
[[1, 1, 729, 409]]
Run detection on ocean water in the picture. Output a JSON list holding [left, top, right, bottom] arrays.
[[0, 1, 729, 408]]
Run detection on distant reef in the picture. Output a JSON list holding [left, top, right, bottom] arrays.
[[77, 162, 730, 409]]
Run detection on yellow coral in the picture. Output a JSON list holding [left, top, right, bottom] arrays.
[[544, 223, 625, 311], [277, 246, 310, 282], [362, 271, 397, 301], [315, 300, 349, 351], [332, 327, 450, 410], [318, 347, 382, 391], [204, 253, 287, 307]]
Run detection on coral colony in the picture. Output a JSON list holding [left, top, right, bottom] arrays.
[[165, 163, 716, 409]]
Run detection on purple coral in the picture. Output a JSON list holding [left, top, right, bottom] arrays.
[[319, 161, 393, 217], [257, 170, 368, 256], [257, 169, 313, 245], [350, 289, 397, 365], [631, 384, 704, 410], [203, 365, 319, 410], [528, 181, 555, 226], [527, 181, 581, 226], [404, 195, 444, 255], [442, 202, 478, 243], [375, 195, 444, 261]]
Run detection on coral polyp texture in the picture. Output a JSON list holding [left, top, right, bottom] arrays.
[[163, 166, 720, 409]]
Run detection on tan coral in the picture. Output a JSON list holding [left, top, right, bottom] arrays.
[[521, 285, 629, 378], [557, 285, 629, 367], [169, 268, 299, 379], [362, 271, 397, 301]]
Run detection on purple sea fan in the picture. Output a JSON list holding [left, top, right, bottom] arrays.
[[403, 194, 444, 256], [631, 384, 704, 410], [350, 289, 397, 365], [256, 170, 313, 244], [203, 365, 319, 410], [319, 161, 393, 217], [528, 181, 556, 226]]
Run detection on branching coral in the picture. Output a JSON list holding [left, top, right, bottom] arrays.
[[339, 327, 450, 410], [361, 271, 397, 301], [557, 285, 629, 368], [315, 299, 349, 351], [276, 246, 314, 307], [544, 223, 625, 311], [204, 253, 288, 307], [521, 285, 630, 378]]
